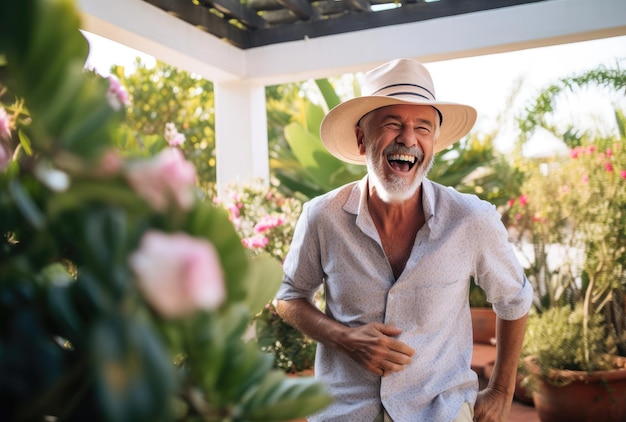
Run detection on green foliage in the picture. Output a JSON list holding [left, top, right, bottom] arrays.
[[217, 181, 318, 373], [511, 64, 626, 379], [112, 60, 216, 190], [517, 61, 626, 147], [521, 305, 614, 380], [255, 304, 317, 374], [0, 0, 331, 420]]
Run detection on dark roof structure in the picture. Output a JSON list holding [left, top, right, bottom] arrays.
[[143, 0, 548, 49]]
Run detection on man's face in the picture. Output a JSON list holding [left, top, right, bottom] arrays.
[[356, 104, 437, 203]]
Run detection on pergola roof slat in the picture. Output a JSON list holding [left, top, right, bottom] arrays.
[[142, 0, 549, 49]]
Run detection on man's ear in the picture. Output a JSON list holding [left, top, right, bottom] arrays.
[[356, 126, 366, 156]]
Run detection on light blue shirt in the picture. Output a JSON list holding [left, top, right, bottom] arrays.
[[277, 176, 533, 422]]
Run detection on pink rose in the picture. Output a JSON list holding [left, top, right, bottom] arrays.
[[253, 215, 285, 234], [129, 230, 225, 318], [605, 162, 614, 173], [126, 147, 197, 211], [621, 170, 626, 180], [0, 107, 11, 140], [507, 198, 515, 207]]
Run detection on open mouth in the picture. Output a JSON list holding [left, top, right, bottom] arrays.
[[387, 153, 417, 172]]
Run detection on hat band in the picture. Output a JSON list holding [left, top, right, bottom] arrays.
[[371, 83, 436, 100]]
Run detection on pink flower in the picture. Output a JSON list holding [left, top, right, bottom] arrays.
[[97, 149, 123, 175], [515, 213, 522, 220], [518, 195, 528, 207], [129, 231, 225, 318], [606, 148, 613, 157], [605, 162, 614, 172], [507, 198, 515, 207], [164, 122, 186, 147], [106, 76, 130, 110], [0, 142, 10, 170], [253, 215, 285, 234], [561, 185, 569, 193], [582, 174, 589, 184], [242, 235, 269, 249], [228, 204, 240, 220], [126, 147, 197, 211], [0, 107, 11, 140], [569, 147, 582, 159], [621, 170, 626, 180]]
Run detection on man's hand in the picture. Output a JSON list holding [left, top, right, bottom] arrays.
[[473, 385, 512, 422], [340, 323, 415, 376]]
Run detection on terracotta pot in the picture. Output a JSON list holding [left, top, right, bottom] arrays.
[[526, 357, 626, 422], [470, 307, 497, 345], [483, 361, 534, 405]]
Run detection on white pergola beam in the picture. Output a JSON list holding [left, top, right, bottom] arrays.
[[246, 0, 626, 85]]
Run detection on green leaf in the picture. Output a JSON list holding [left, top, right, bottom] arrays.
[[186, 202, 250, 303], [284, 122, 345, 191], [17, 128, 33, 156], [91, 317, 175, 422], [8, 179, 45, 230], [241, 254, 284, 315], [315, 78, 341, 110]]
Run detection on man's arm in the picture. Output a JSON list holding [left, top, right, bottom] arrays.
[[275, 298, 415, 377], [473, 313, 528, 422]]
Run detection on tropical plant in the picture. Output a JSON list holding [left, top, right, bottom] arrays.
[[509, 63, 626, 378], [0, 1, 331, 421], [270, 78, 365, 201]]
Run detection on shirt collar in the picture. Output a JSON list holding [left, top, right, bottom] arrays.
[[344, 175, 436, 219]]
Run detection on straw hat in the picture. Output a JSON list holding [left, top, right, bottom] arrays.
[[320, 58, 477, 164]]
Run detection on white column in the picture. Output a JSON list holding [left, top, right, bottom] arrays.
[[214, 80, 269, 196]]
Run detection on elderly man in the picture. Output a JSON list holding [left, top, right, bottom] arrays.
[[276, 58, 533, 422]]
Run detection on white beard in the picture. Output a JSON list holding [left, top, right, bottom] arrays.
[[366, 153, 433, 204]]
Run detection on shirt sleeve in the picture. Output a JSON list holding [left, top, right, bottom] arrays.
[[276, 201, 325, 302], [472, 202, 534, 321]]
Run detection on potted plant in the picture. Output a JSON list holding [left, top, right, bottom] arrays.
[[0, 1, 332, 420], [469, 277, 497, 345], [506, 66, 626, 421]]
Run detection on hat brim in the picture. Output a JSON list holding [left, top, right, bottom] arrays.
[[320, 96, 477, 165]]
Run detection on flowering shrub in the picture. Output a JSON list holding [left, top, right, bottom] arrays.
[[219, 179, 302, 263], [506, 137, 626, 369], [0, 0, 330, 420], [217, 181, 317, 373]]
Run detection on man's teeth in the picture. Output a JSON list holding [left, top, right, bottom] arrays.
[[388, 154, 416, 163]]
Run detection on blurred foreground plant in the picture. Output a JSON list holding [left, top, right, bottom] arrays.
[[0, 0, 331, 420], [218, 181, 317, 374]]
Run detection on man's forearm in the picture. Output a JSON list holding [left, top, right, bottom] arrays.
[[488, 314, 528, 396], [275, 298, 348, 350]]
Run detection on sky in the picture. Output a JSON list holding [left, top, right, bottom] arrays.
[[83, 32, 626, 155]]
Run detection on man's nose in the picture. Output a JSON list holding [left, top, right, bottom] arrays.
[[396, 126, 418, 147]]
